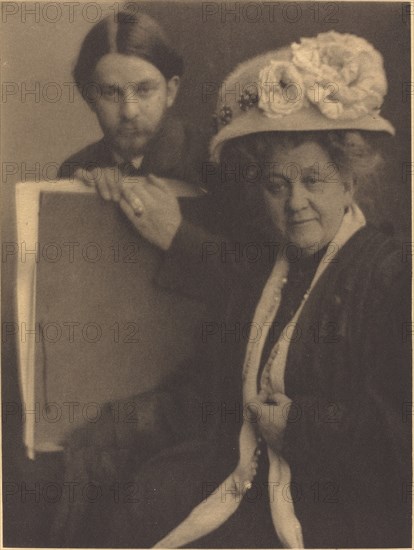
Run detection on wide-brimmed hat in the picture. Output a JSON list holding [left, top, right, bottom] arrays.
[[210, 32, 395, 162]]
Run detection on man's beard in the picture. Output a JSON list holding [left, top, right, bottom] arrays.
[[108, 130, 152, 160]]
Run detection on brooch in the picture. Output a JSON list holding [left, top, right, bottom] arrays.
[[212, 106, 233, 133], [238, 89, 259, 111]]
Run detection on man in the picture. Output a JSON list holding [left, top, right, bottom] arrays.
[[50, 9, 234, 547], [59, 8, 206, 195], [58, 7, 247, 256]]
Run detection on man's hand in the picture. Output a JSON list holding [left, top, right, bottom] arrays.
[[74, 165, 123, 201], [248, 391, 292, 453], [119, 174, 183, 251]]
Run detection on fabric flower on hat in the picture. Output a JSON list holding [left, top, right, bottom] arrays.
[[258, 60, 306, 118], [291, 31, 387, 120]]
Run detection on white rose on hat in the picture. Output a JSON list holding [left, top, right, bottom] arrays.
[[291, 31, 388, 120], [258, 60, 306, 117]]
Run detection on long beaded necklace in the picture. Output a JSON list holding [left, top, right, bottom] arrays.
[[260, 280, 312, 399]]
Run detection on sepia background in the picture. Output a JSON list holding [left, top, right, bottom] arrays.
[[1, 1, 411, 545]]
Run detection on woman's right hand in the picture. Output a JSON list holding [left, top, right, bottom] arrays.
[[74, 165, 124, 202], [248, 391, 292, 453]]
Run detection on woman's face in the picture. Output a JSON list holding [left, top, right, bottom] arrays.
[[262, 140, 353, 255]]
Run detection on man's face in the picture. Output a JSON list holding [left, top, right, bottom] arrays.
[[90, 53, 179, 159]]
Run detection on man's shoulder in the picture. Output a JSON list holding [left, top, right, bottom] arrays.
[[58, 139, 111, 179], [143, 114, 209, 183]]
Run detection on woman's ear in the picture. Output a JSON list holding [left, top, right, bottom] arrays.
[[343, 175, 355, 207], [166, 76, 180, 108], [339, 167, 355, 205]]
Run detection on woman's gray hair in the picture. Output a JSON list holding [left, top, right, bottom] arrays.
[[218, 130, 385, 188]]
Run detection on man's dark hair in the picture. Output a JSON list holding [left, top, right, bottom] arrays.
[[73, 7, 184, 94]]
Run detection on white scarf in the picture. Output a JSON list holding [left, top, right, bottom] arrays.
[[154, 204, 366, 549]]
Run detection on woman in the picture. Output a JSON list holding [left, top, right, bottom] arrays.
[[121, 32, 410, 548]]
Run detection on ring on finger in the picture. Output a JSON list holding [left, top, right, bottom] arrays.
[[131, 197, 144, 216]]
